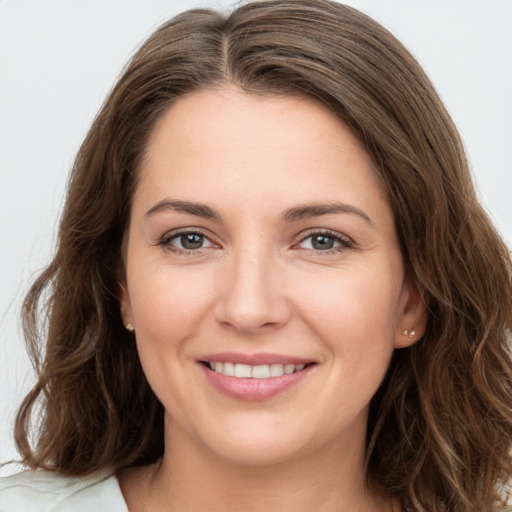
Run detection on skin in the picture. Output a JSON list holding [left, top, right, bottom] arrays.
[[118, 86, 426, 511]]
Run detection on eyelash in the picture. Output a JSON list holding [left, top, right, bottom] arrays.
[[158, 228, 354, 255], [158, 229, 215, 255], [295, 229, 354, 255]]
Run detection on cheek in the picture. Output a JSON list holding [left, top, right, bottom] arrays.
[[294, 266, 401, 345], [128, 266, 217, 354], [290, 263, 401, 406], [126, 268, 219, 412]]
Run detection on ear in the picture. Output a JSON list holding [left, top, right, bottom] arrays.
[[117, 277, 134, 329], [394, 273, 427, 349]]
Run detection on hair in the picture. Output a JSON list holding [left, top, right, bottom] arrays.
[[12, 1, 512, 510]]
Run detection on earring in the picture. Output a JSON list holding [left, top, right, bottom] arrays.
[[402, 329, 415, 338], [125, 323, 134, 332]]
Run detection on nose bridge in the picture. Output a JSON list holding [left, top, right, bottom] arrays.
[[215, 241, 290, 333]]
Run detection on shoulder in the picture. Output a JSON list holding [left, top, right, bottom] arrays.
[[0, 468, 128, 512]]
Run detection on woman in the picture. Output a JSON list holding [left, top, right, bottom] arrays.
[[1, 0, 511, 510]]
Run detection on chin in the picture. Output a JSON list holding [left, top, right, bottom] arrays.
[[196, 419, 321, 467], [210, 438, 305, 467]]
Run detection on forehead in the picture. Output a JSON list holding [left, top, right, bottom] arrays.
[[144, 87, 374, 168], [134, 86, 390, 226]]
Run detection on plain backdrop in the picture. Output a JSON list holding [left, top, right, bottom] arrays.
[[1, 0, 511, 472]]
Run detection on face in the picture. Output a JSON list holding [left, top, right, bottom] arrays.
[[120, 87, 425, 467]]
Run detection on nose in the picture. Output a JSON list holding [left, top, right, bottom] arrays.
[[214, 246, 292, 334]]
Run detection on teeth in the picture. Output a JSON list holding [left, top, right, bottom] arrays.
[[270, 364, 284, 377], [223, 362, 235, 376], [252, 365, 270, 379], [284, 364, 295, 374], [206, 362, 309, 378], [234, 363, 251, 378]]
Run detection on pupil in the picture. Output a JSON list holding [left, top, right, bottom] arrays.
[[181, 233, 203, 249], [312, 235, 334, 250]]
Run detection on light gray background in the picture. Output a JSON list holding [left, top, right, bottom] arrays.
[[1, 0, 511, 472]]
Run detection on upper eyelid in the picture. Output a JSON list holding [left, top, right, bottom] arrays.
[[157, 228, 216, 250], [159, 230, 218, 254], [296, 228, 353, 244], [161, 227, 211, 241], [157, 227, 353, 248]]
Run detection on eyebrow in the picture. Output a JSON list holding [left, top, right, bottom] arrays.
[[282, 202, 374, 227], [145, 199, 222, 220], [145, 199, 373, 227]]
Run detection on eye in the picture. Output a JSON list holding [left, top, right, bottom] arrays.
[[297, 231, 352, 252], [160, 231, 216, 252]]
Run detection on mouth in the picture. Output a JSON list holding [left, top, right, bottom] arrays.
[[200, 361, 315, 379], [198, 355, 317, 401]]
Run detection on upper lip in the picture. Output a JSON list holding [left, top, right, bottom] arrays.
[[199, 352, 315, 366]]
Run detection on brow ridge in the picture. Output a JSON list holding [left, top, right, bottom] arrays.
[[145, 199, 222, 220], [282, 202, 374, 226], [145, 199, 373, 227]]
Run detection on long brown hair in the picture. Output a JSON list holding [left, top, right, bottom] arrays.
[[14, 1, 512, 510]]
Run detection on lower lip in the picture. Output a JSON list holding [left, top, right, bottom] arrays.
[[200, 364, 314, 401]]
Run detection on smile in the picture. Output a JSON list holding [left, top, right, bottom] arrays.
[[199, 356, 316, 401], [205, 361, 309, 379]]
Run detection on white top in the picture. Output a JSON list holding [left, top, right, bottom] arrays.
[[0, 469, 128, 511]]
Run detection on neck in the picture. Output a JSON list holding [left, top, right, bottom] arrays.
[[143, 417, 396, 512]]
